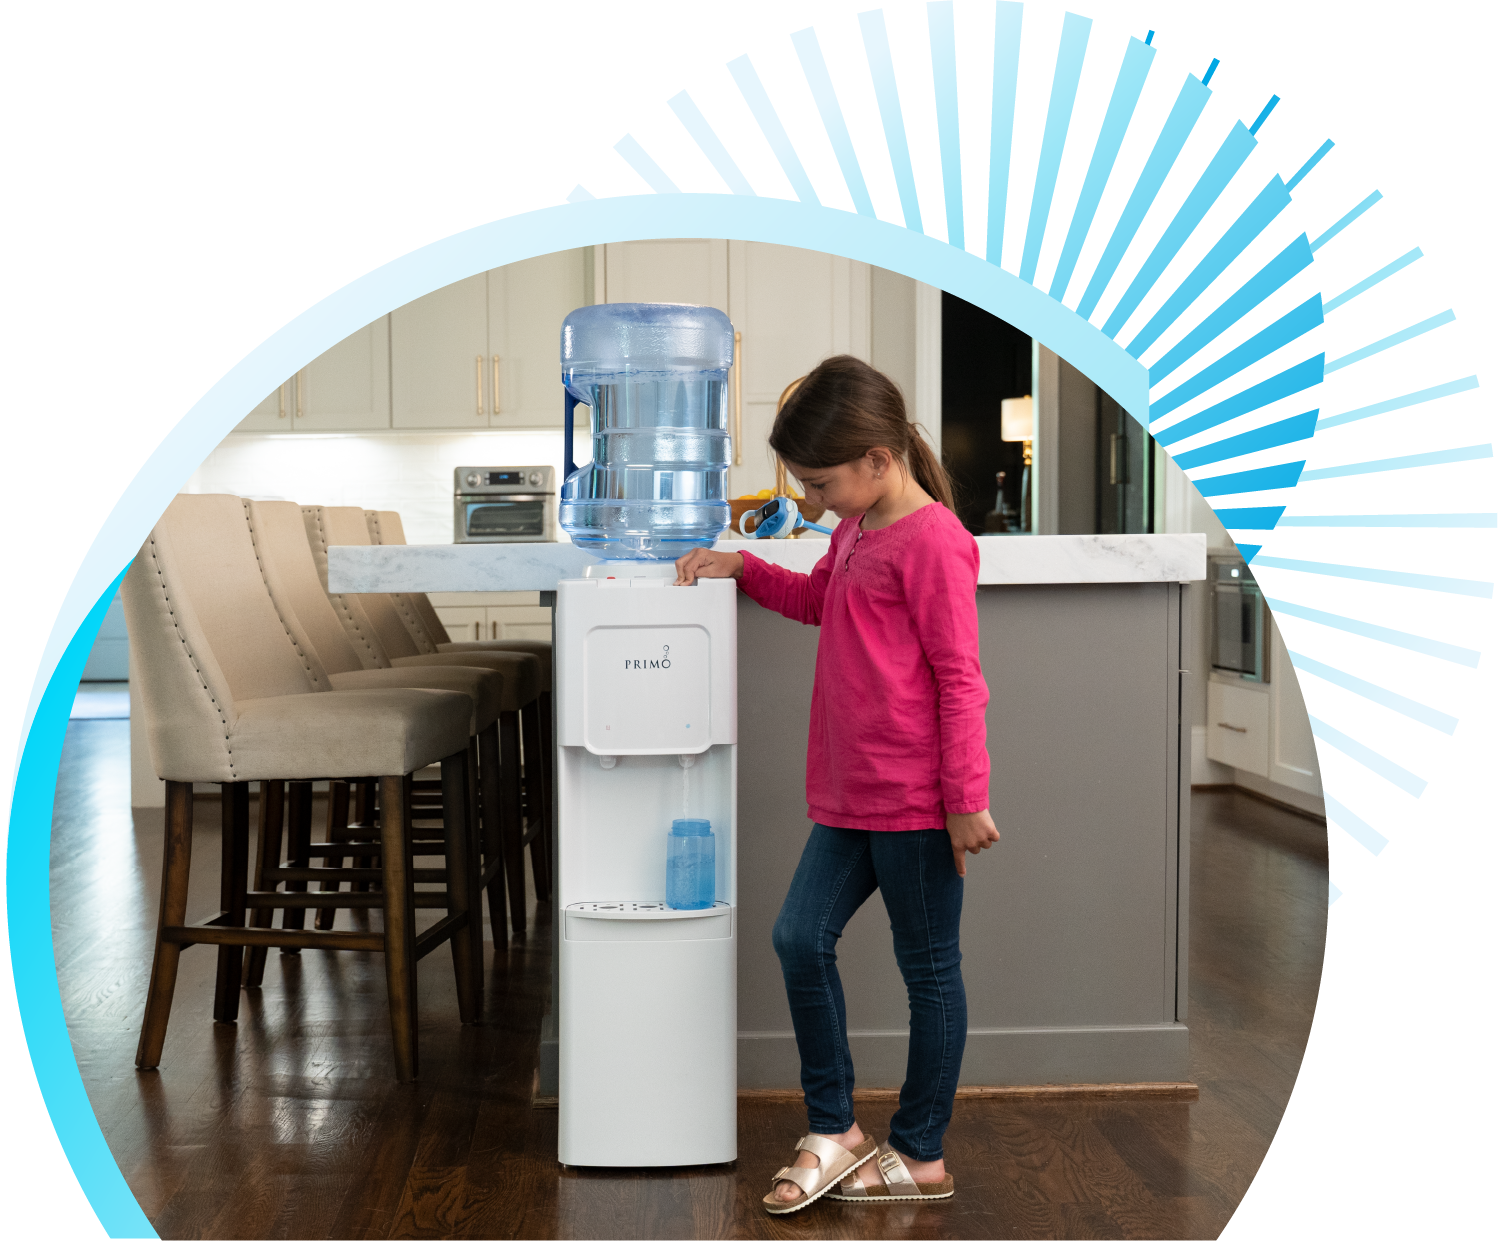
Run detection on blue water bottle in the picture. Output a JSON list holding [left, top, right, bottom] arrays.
[[558, 303, 734, 561], [666, 819, 715, 910]]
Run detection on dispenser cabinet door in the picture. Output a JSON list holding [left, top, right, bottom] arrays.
[[560, 925, 737, 1167], [584, 624, 712, 753]]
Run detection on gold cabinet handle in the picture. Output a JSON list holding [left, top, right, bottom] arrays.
[[278, 382, 287, 418], [732, 330, 743, 467], [476, 355, 484, 416], [492, 354, 501, 418], [491, 620, 498, 639], [1216, 722, 1248, 734], [474, 621, 481, 640], [295, 370, 305, 418]]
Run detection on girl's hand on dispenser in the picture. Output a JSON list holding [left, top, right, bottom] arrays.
[[675, 548, 744, 586], [945, 809, 999, 876]]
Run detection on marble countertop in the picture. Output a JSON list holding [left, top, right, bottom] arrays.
[[328, 533, 1206, 593]]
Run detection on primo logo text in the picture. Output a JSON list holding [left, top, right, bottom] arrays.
[[625, 643, 671, 671]]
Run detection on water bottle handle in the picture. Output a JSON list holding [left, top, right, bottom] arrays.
[[562, 390, 579, 487]]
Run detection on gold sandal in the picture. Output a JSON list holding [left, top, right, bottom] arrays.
[[831, 1141, 955, 1202], [762, 1134, 878, 1215]]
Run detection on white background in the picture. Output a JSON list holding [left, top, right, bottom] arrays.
[[0, 1, 1495, 1235]]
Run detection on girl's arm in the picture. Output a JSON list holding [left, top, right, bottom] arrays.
[[737, 547, 832, 626], [907, 528, 991, 814], [674, 544, 833, 626]]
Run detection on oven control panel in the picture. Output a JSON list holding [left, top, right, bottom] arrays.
[[455, 465, 553, 495]]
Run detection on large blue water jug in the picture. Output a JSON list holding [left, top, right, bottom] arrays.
[[558, 303, 733, 560], [666, 818, 715, 910]]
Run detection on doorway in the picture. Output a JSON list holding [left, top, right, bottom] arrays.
[[939, 291, 1031, 534]]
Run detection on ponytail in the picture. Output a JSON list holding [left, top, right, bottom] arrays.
[[769, 355, 956, 513], [903, 421, 956, 512]]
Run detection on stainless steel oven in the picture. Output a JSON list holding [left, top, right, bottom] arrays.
[[1211, 553, 1269, 682], [453, 466, 555, 543]]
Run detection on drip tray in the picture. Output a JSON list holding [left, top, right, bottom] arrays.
[[563, 901, 732, 942], [565, 901, 729, 920]]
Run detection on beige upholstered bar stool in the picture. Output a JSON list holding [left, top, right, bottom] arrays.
[[121, 494, 482, 1082], [303, 506, 546, 934], [242, 498, 516, 949], [364, 508, 554, 916]]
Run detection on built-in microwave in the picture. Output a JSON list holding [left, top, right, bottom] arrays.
[[453, 466, 555, 543], [1210, 553, 1269, 682]]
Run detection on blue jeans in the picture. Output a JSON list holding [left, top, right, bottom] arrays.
[[771, 823, 967, 1162]]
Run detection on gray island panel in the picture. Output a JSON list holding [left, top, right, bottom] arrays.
[[734, 582, 1190, 1087]]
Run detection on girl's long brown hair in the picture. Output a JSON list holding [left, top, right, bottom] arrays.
[[768, 355, 955, 512]]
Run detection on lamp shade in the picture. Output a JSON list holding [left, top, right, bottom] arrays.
[[1001, 394, 1034, 441]]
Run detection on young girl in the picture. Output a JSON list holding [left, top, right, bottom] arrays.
[[675, 355, 998, 1214]]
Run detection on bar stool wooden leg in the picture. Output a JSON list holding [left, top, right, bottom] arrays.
[[351, 779, 379, 888], [137, 781, 195, 1070], [281, 781, 313, 950], [212, 783, 251, 1023], [441, 750, 483, 1024], [467, 739, 482, 865], [379, 774, 419, 1082], [244, 780, 285, 987], [348, 779, 371, 892], [498, 712, 527, 934], [476, 722, 507, 946], [464, 738, 483, 947], [314, 779, 352, 930], [521, 700, 552, 902]]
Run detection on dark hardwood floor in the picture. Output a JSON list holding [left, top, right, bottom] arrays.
[[52, 719, 1327, 1239]]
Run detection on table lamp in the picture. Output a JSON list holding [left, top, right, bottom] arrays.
[[1001, 395, 1034, 533]]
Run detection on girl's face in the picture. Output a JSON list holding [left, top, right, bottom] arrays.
[[785, 447, 898, 520]]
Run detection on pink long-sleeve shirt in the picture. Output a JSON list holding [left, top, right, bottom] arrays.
[[737, 502, 990, 831]]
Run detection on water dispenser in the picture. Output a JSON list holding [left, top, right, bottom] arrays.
[[554, 575, 738, 1168], [554, 302, 739, 1169]]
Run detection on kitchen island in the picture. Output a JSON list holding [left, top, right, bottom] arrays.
[[329, 533, 1206, 1091]]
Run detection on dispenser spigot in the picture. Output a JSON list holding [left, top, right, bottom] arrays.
[[678, 754, 696, 769]]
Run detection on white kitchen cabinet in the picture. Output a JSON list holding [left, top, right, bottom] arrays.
[[295, 318, 391, 430], [392, 252, 591, 429], [391, 273, 490, 428], [235, 317, 391, 432], [490, 609, 552, 641], [727, 241, 871, 496], [602, 239, 729, 311], [1205, 630, 1323, 800], [489, 250, 590, 426], [1206, 680, 1270, 776], [432, 606, 486, 643], [429, 591, 552, 644], [236, 382, 289, 431]]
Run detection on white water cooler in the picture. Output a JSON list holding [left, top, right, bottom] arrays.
[[555, 566, 738, 1167]]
